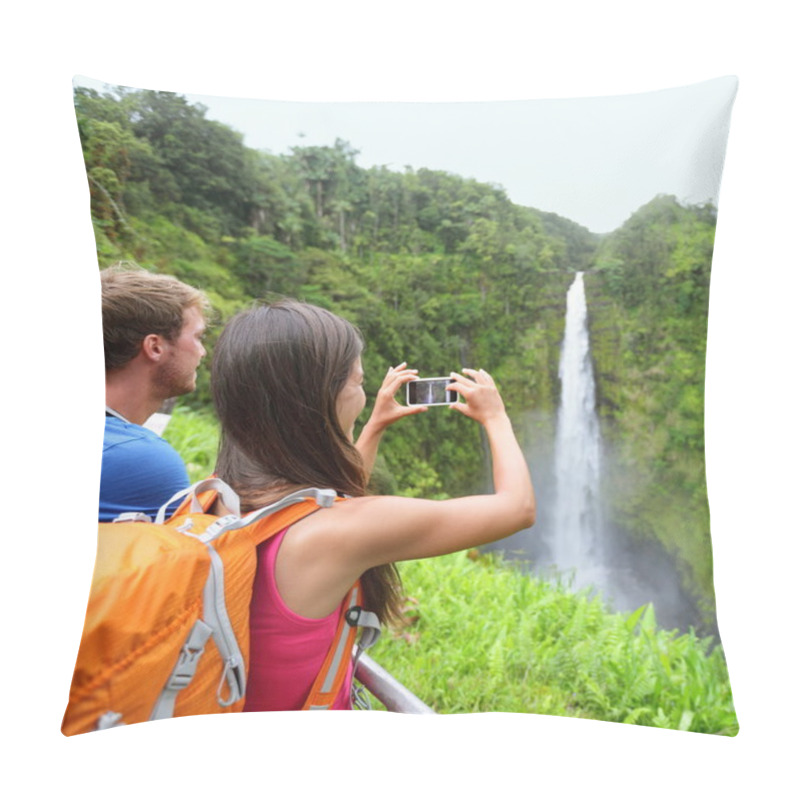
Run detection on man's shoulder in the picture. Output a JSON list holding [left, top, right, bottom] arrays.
[[103, 415, 179, 458], [100, 415, 190, 522]]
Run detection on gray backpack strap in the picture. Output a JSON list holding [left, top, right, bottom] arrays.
[[96, 711, 126, 730], [111, 512, 152, 523], [347, 605, 381, 710], [201, 541, 246, 708], [155, 478, 242, 524], [347, 606, 382, 665], [147, 525, 249, 721], [149, 619, 214, 721]]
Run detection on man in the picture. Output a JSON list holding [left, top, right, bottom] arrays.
[[99, 264, 209, 521]]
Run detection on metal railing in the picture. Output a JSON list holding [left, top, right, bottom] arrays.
[[355, 654, 436, 713]]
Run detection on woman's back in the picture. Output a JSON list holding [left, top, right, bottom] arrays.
[[245, 529, 354, 711]]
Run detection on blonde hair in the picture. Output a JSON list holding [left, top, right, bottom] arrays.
[[101, 262, 209, 371]]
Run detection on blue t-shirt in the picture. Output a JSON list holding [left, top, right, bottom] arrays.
[[99, 414, 190, 522]]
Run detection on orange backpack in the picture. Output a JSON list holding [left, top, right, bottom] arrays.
[[62, 479, 380, 735]]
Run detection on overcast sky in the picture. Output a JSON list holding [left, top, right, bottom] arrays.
[[74, 75, 737, 234]]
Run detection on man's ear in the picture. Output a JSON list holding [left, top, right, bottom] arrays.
[[141, 333, 166, 362]]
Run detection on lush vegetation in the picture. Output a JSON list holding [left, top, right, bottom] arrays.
[[76, 84, 590, 498], [78, 85, 735, 730], [161, 404, 219, 483], [369, 551, 737, 734]]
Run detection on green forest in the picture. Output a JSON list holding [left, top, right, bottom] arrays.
[[76, 85, 719, 636]]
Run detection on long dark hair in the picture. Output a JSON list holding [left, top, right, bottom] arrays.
[[212, 299, 402, 623]]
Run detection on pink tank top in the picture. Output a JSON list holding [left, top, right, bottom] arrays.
[[244, 527, 353, 712]]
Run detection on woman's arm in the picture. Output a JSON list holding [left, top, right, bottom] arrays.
[[349, 368, 535, 564], [278, 369, 536, 617], [355, 362, 426, 476]]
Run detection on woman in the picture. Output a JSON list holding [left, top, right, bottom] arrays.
[[211, 299, 536, 711]]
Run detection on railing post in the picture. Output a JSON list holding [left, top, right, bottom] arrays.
[[355, 654, 436, 714]]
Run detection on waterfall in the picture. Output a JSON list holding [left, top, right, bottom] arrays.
[[550, 271, 609, 595], [483, 269, 699, 630], [478, 270, 700, 629]]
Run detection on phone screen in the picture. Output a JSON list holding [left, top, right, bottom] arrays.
[[407, 378, 458, 406]]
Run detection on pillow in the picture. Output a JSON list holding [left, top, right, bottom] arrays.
[[66, 74, 738, 736]]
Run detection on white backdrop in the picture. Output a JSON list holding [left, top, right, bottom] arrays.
[[4, 2, 796, 797]]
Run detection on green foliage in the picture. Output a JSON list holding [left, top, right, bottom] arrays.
[[584, 196, 718, 611], [78, 87, 720, 619], [231, 234, 305, 298], [161, 404, 220, 483], [538, 210, 596, 271], [370, 552, 737, 734]]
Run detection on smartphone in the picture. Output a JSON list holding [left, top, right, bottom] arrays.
[[406, 377, 458, 406]]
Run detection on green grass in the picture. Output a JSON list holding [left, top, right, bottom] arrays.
[[368, 550, 738, 735], [161, 404, 220, 482]]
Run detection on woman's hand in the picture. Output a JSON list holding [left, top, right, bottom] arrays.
[[355, 362, 426, 476], [447, 368, 507, 425], [365, 362, 428, 433]]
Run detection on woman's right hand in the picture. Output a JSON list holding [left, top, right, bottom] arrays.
[[447, 368, 507, 426], [366, 362, 427, 432], [355, 362, 426, 478]]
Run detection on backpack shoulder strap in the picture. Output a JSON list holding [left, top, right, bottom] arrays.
[[166, 481, 338, 539], [172, 489, 218, 517], [161, 476, 240, 523], [244, 495, 341, 547], [301, 582, 382, 710]]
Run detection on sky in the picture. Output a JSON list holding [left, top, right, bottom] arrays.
[[5, 1, 799, 797], [74, 74, 737, 234]]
